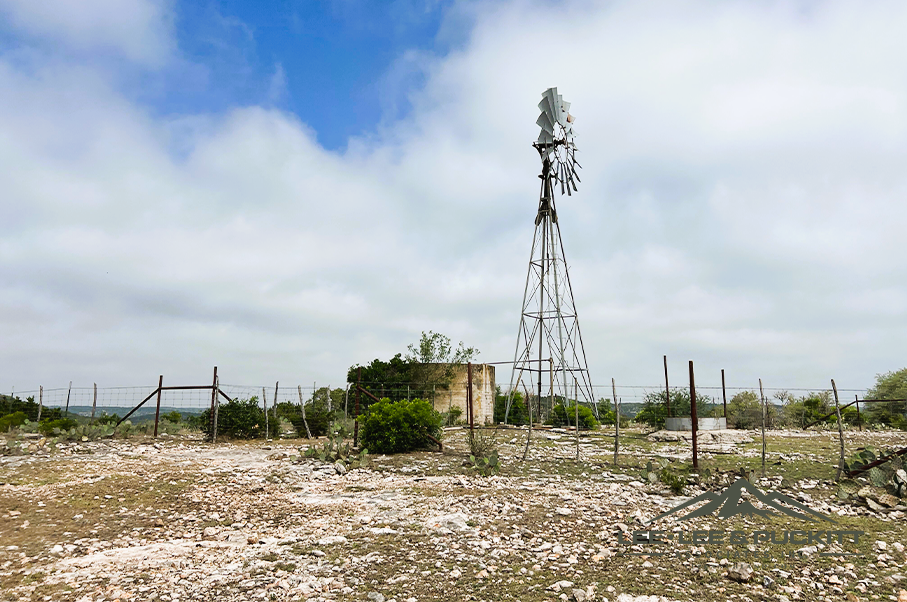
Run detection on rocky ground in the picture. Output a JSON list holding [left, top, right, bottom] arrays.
[[1, 427, 906, 602]]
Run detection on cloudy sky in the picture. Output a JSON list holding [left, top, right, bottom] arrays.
[[1, 0, 905, 402]]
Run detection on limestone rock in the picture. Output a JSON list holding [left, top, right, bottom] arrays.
[[726, 562, 753, 582]]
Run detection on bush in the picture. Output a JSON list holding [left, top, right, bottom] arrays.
[[198, 397, 279, 440], [291, 401, 334, 438], [38, 418, 79, 436], [636, 389, 714, 430], [547, 403, 599, 429], [95, 413, 119, 426], [163, 411, 181, 423], [358, 398, 443, 454], [0, 412, 28, 432], [494, 389, 528, 425]]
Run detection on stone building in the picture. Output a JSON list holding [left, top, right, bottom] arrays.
[[422, 363, 496, 425]]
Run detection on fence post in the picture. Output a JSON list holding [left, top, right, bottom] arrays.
[[663, 355, 670, 418], [297, 385, 312, 439], [153, 375, 163, 437], [354, 367, 361, 447], [574, 376, 580, 462], [38, 386, 43, 421], [758, 378, 766, 477], [271, 381, 279, 440], [208, 367, 218, 440], [262, 387, 269, 440], [832, 379, 845, 482], [64, 381, 72, 417], [344, 383, 350, 419], [855, 395, 862, 431], [212, 375, 220, 443], [91, 383, 97, 424], [467, 362, 474, 433], [721, 369, 727, 419], [690, 361, 698, 470], [612, 377, 619, 466]]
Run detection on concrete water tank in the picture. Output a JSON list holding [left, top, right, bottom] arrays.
[[665, 417, 727, 431]]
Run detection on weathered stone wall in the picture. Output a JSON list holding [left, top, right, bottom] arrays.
[[426, 364, 495, 425]]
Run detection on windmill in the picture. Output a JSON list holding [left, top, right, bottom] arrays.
[[505, 87, 598, 423]]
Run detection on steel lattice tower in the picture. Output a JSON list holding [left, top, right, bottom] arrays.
[[505, 88, 597, 422]]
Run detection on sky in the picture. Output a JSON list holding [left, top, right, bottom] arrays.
[[1, 0, 906, 404]]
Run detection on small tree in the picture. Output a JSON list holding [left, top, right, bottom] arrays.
[[198, 397, 279, 440], [865, 369, 907, 429], [494, 387, 528, 425]]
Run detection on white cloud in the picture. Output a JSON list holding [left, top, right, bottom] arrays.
[[2, 0, 907, 404], [0, 0, 174, 67]]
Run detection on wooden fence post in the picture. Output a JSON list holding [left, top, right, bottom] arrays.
[[90, 383, 97, 424], [64, 381, 72, 417], [37, 386, 43, 421], [832, 379, 845, 482], [612, 377, 619, 466], [759, 378, 766, 477], [297, 385, 312, 439]]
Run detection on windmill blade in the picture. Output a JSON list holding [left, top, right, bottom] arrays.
[[537, 130, 554, 145], [555, 94, 567, 126], [560, 164, 566, 195], [536, 111, 555, 134], [543, 88, 559, 122]]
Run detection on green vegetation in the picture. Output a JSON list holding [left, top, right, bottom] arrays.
[[0, 411, 28, 432], [635, 388, 714, 430], [198, 397, 279, 440], [37, 418, 79, 436], [348, 331, 480, 413], [358, 398, 443, 454], [865, 368, 907, 429], [546, 403, 599, 429], [0, 394, 62, 422], [494, 387, 528, 425], [303, 424, 369, 469]]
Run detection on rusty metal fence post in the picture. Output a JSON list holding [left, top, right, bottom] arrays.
[[690, 361, 698, 470], [153, 375, 163, 437]]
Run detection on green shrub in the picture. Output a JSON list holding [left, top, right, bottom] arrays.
[[163, 411, 181, 423], [358, 398, 443, 454], [494, 389, 528, 425], [0, 412, 28, 432], [444, 406, 463, 426], [95, 413, 119, 426], [547, 403, 599, 429], [290, 401, 334, 438], [198, 397, 279, 440], [38, 417, 79, 436]]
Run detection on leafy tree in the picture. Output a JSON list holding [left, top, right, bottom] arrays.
[[0, 395, 61, 422], [198, 397, 279, 440], [635, 389, 714, 430], [865, 368, 907, 429], [779, 391, 834, 428], [405, 330, 479, 364], [494, 387, 528, 425], [358, 398, 443, 454], [163, 411, 181, 423], [348, 331, 481, 411]]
